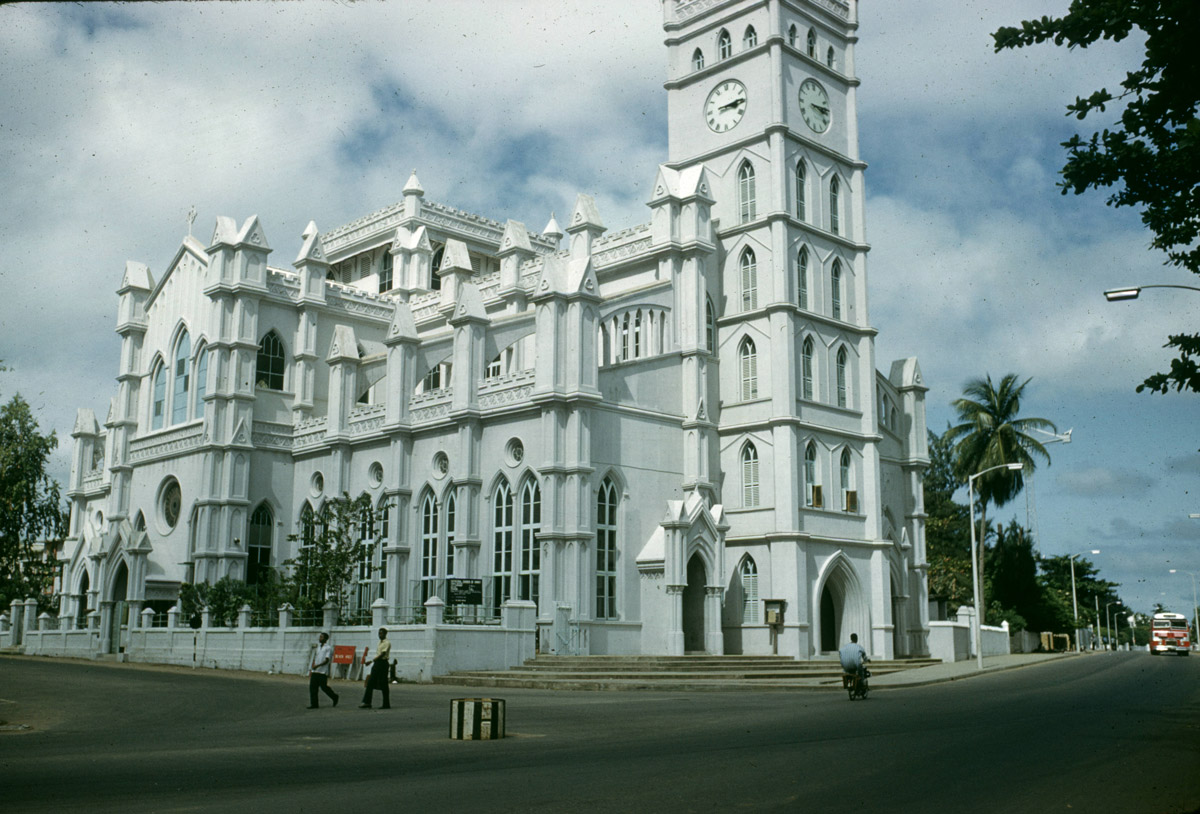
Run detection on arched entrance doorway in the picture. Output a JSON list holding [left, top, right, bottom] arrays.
[[682, 554, 707, 653], [76, 570, 90, 629], [108, 560, 128, 654], [818, 558, 866, 654]]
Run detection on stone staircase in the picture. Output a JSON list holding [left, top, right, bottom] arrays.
[[434, 654, 942, 691]]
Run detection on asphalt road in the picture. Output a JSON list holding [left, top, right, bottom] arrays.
[[1, 651, 1197, 814]]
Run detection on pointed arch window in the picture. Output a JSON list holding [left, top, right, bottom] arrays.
[[743, 26, 757, 49], [741, 442, 760, 508], [195, 347, 208, 420], [718, 29, 732, 60], [151, 362, 166, 430], [621, 313, 631, 361], [596, 478, 618, 619], [692, 48, 705, 71], [795, 161, 807, 221], [247, 503, 273, 586], [297, 503, 315, 600], [738, 160, 757, 223], [380, 251, 393, 293], [354, 499, 381, 614], [519, 480, 541, 608], [831, 260, 843, 320], [739, 337, 758, 401], [430, 246, 444, 290], [172, 331, 191, 425], [740, 248, 758, 311], [705, 297, 716, 353], [836, 346, 848, 407], [491, 482, 514, 614], [421, 494, 440, 603], [807, 28, 817, 58], [805, 441, 821, 507], [788, 24, 798, 48], [741, 557, 760, 623], [830, 176, 841, 236], [802, 337, 815, 400], [826, 46, 836, 69], [633, 310, 643, 358], [798, 246, 809, 310], [256, 331, 286, 391], [840, 448, 854, 510], [445, 492, 456, 577]]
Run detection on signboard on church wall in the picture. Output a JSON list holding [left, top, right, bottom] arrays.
[[447, 579, 483, 605]]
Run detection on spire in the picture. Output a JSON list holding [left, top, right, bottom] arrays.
[[403, 169, 424, 196]]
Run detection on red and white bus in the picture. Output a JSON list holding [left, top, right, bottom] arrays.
[[1149, 612, 1191, 656]]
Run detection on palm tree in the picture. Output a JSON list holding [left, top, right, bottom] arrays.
[[944, 374, 1056, 617]]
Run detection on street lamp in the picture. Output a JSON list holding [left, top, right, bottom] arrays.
[[1106, 601, 1123, 651], [968, 462, 1023, 670], [1103, 284, 1200, 301], [1070, 550, 1100, 652]]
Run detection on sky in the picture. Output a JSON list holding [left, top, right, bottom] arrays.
[[1, 1, 1196, 621]]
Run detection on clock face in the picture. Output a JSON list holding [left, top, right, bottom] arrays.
[[798, 78, 831, 133], [704, 80, 747, 133]]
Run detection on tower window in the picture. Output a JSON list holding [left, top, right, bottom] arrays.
[[832, 260, 843, 320], [692, 48, 704, 71], [802, 336, 814, 400], [827, 46, 836, 69], [807, 28, 816, 58], [840, 448, 854, 510], [788, 24, 798, 48], [740, 248, 758, 312], [805, 441, 821, 507], [738, 160, 756, 223], [837, 346, 848, 407], [380, 251, 393, 293], [705, 297, 716, 353], [195, 347, 208, 420], [151, 362, 166, 430], [830, 176, 841, 236], [795, 161, 807, 221], [718, 29, 732, 60], [743, 26, 757, 49], [798, 247, 809, 310], [256, 331, 286, 391], [741, 443, 760, 508], [739, 337, 758, 401]]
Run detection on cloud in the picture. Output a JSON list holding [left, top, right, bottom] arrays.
[[1059, 468, 1155, 498]]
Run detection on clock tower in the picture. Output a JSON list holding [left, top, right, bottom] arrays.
[[662, 0, 893, 657]]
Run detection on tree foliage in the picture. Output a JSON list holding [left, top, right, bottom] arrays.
[[994, 1, 1200, 394], [286, 492, 377, 616], [0, 394, 68, 611]]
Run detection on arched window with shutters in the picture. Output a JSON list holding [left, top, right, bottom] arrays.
[[807, 28, 817, 58], [740, 557, 759, 623], [247, 502, 273, 585], [827, 46, 836, 69], [836, 346, 848, 407], [380, 251, 393, 293], [633, 310, 643, 358], [596, 477, 618, 619], [741, 442, 760, 508], [718, 29, 732, 60], [171, 330, 191, 425], [795, 161, 807, 221], [802, 336, 815, 400], [805, 441, 821, 507], [740, 248, 758, 311], [797, 246, 809, 310], [256, 330, 286, 391], [621, 313, 631, 361], [830, 175, 841, 235], [738, 161, 756, 223], [692, 48, 704, 71], [840, 448, 855, 511], [743, 26, 757, 49], [832, 260, 843, 320], [788, 24, 798, 47], [739, 337, 758, 401], [430, 246, 444, 290]]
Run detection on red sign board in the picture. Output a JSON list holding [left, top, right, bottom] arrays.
[[332, 645, 357, 665]]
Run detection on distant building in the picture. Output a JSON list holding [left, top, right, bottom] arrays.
[[63, 0, 930, 660]]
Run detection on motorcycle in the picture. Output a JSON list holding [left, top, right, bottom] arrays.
[[842, 666, 870, 700]]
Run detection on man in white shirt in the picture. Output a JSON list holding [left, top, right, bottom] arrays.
[[839, 632, 868, 678], [308, 632, 339, 709]]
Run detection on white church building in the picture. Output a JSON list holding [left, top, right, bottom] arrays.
[[60, 0, 931, 663]]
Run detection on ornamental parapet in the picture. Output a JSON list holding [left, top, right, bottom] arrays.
[[129, 424, 205, 463]]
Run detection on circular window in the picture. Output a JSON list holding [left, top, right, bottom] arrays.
[[310, 471, 325, 497], [368, 462, 384, 488], [159, 479, 182, 530], [505, 438, 525, 467], [433, 451, 450, 478]]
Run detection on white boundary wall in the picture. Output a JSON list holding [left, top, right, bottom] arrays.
[[13, 598, 537, 682]]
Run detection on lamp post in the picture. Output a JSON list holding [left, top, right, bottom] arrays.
[[1069, 550, 1100, 652], [968, 462, 1023, 670], [1094, 596, 1101, 651], [1103, 284, 1200, 301], [1106, 601, 1123, 651]]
